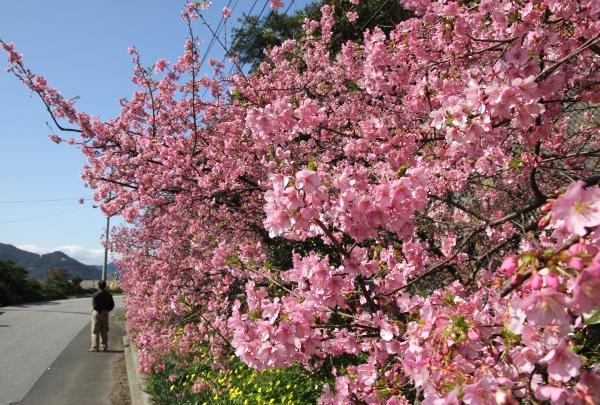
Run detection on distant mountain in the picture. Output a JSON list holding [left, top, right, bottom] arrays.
[[0, 243, 116, 280]]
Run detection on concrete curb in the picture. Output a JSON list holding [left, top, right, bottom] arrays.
[[123, 336, 152, 405]]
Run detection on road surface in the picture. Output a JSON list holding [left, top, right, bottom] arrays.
[[0, 296, 124, 405]]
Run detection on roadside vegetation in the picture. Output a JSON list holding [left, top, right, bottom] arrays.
[[146, 351, 329, 405], [0, 259, 94, 306]]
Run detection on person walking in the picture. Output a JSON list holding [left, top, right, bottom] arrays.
[[90, 280, 115, 352]]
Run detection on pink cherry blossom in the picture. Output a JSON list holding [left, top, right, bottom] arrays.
[[154, 58, 169, 73], [505, 46, 529, 65], [535, 385, 568, 404], [519, 289, 570, 327], [269, 0, 283, 11], [346, 11, 358, 22], [540, 340, 582, 382], [571, 263, 600, 314], [462, 375, 498, 405], [573, 372, 600, 404], [356, 363, 377, 386], [295, 169, 320, 193], [552, 181, 600, 236], [499, 255, 518, 276]]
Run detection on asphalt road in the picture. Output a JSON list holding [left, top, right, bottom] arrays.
[[0, 296, 124, 405]]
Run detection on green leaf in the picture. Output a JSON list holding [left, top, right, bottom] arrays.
[[230, 89, 246, 102], [584, 307, 600, 325]]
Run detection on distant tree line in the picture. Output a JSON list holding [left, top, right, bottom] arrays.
[[0, 260, 90, 306]]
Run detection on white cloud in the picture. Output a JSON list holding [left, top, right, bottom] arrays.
[[16, 244, 110, 265]]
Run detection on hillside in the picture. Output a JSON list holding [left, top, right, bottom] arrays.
[[0, 243, 115, 280]]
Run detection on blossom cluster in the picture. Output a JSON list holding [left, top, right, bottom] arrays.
[[3, 0, 600, 403]]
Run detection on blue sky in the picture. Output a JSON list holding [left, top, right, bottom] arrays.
[[0, 0, 308, 264]]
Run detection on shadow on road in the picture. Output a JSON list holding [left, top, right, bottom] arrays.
[[1, 301, 93, 316], [1, 309, 90, 315], [8, 301, 61, 308], [18, 313, 128, 405]]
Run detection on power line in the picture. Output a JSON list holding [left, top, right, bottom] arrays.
[[202, 0, 387, 97], [198, 0, 236, 69], [228, 0, 272, 76], [201, 0, 265, 98], [215, 0, 295, 88], [233, 0, 260, 41], [0, 207, 83, 224], [283, 0, 296, 16], [236, 0, 298, 73], [222, 0, 241, 49], [223, 0, 260, 66], [0, 197, 91, 204], [360, 0, 392, 31], [225, 0, 296, 77]]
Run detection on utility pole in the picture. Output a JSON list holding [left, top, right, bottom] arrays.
[[100, 190, 113, 283], [101, 215, 110, 282]]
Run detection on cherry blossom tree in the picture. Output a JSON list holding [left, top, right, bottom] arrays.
[[3, 0, 600, 403]]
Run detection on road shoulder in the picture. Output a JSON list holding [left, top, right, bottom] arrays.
[[17, 310, 130, 405]]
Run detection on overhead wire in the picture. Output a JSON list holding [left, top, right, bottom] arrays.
[[230, 0, 297, 75], [199, 0, 296, 98], [198, 0, 236, 69], [200, 0, 270, 98], [199, 0, 389, 97], [0, 197, 92, 204], [227, 0, 277, 76], [0, 207, 84, 224], [220, 0, 261, 68], [283, 0, 296, 15], [360, 0, 391, 31]]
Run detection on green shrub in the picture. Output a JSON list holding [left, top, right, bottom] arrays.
[[0, 260, 91, 305], [146, 353, 328, 404], [0, 260, 45, 305]]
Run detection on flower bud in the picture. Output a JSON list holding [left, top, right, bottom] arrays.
[[541, 201, 553, 212], [499, 256, 518, 277], [528, 273, 543, 290], [568, 257, 584, 270], [538, 214, 551, 229], [545, 271, 560, 289]]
